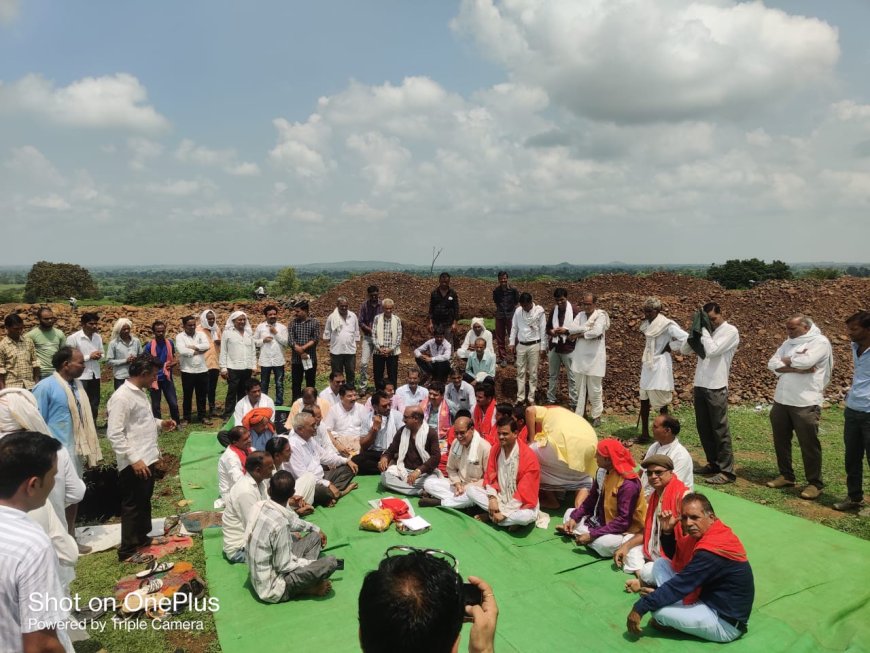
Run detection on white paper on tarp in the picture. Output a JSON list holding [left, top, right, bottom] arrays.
[[398, 516, 431, 531], [367, 497, 416, 518], [75, 518, 190, 553]]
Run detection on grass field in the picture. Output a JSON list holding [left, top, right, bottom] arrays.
[[70, 375, 867, 652]]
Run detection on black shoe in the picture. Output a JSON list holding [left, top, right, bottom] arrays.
[[694, 464, 718, 476], [418, 497, 442, 508], [335, 558, 345, 571]]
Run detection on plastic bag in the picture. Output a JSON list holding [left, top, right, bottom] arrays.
[[359, 508, 394, 532]]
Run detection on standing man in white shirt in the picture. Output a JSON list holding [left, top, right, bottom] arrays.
[[680, 303, 740, 485], [568, 293, 610, 426], [254, 305, 288, 407], [0, 431, 73, 653], [220, 311, 257, 420], [635, 297, 688, 444], [509, 292, 548, 405], [175, 315, 213, 426], [66, 312, 103, 423], [106, 354, 175, 563], [766, 315, 833, 501], [323, 297, 360, 390]]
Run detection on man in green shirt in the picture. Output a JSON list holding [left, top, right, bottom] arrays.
[[26, 307, 66, 379]]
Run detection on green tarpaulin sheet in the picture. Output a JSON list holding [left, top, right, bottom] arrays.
[[180, 432, 869, 653]]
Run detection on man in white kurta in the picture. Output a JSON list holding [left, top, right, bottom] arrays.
[[253, 306, 289, 406], [232, 378, 276, 427], [288, 412, 358, 506], [568, 294, 610, 426], [322, 385, 368, 456], [422, 416, 490, 508], [636, 297, 688, 443], [222, 451, 273, 562], [640, 415, 694, 494], [456, 318, 494, 359], [323, 297, 360, 389]]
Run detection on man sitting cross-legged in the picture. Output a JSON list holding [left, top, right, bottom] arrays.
[[466, 417, 540, 529], [322, 384, 368, 456], [626, 493, 755, 643], [557, 439, 647, 558], [614, 454, 690, 590], [420, 416, 490, 508], [222, 451, 274, 563], [352, 390, 404, 475], [287, 412, 358, 507], [378, 406, 442, 496], [247, 470, 341, 602], [217, 426, 251, 502]]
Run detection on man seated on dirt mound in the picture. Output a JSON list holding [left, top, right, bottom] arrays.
[[378, 406, 442, 496], [247, 470, 341, 602], [466, 417, 541, 530], [415, 327, 453, 384], [288, 411, 358, 507], [464, 337, 496, 388], [626, 493, 754, 643], [557, 439, 647, 558], [525, 405, 597, 510]]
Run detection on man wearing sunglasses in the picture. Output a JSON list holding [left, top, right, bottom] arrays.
[[359, 546, 498, 653]]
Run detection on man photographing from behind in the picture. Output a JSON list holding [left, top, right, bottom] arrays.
[[359, 547, 497, 653]]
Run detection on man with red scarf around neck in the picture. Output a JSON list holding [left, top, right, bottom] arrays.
[[627, 493, 755, 643]]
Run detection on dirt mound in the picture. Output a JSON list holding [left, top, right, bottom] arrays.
[[3, 272, 867, 412]]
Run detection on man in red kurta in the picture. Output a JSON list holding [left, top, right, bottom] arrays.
[[466, 416, 540, 529], [473, 384, 498, 447]]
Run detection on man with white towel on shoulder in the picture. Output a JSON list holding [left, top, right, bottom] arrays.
[[568, 293, 610, 427]]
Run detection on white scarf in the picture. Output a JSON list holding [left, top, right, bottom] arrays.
[[327, 308, 348, 333], [0, 388, 51, 435], [640, 313, 675, 369], [521, 305, 545, 336], [375, 314, 400, 352], [787, 325, 834, 387], [496, 443, 520, 506], [452, 429, 485, 466], [582, 309, 610, 334], [225, 311, 252, 336], [396, 424, 430, 476], [200, 309, 220, 341], [52, 372, 102, 467], [551, 303, 575, 344]]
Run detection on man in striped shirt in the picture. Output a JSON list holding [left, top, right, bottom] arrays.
[[0, 431, 73, 653], [247, 471, 340, 602]]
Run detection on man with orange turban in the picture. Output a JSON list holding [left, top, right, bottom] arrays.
[[243, 406, 275, 452], [556, 438, 647, 557]]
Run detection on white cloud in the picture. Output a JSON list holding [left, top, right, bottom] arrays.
[[341, 200, 387, 222], [226, 162, 260, 176], [145, 178, 215, 197], [269, 114, 333, 178], [290, 208, 324, 223], [127, 137, 164, 170], [452, 0, 840, 123], [0, 0, 19, 24], [346, 131, 412, 194], [175, 139, 233, 166], [192, 200, 234, 217], [28, 194, 70, 210], [0, 73, 169, 130], [5, 146, 66, 185]]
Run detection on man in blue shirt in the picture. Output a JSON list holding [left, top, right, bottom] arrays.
[[627, 493, 754, 643], [834, 310, 870, 517]]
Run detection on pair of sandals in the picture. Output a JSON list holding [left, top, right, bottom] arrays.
[[122, 536, 173, 565]]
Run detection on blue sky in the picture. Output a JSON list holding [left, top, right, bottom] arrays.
[[1, 0, 869, 266]]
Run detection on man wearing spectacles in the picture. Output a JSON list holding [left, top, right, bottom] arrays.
[[379, 407, 442, 495], [614, 454, 691, 592], [359, 546, 498, 653], [627, 493, 754, 642]]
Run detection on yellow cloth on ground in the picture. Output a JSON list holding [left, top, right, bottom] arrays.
[[532, 406, 597, 473]]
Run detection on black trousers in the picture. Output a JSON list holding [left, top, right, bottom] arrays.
[[351, 448, 384, 476], [312, 465, 356, 506], [81, 378, 101, 422], [207, 368, 220, 413], [118, 463, 156, 560], [844, 407, 870, 501], [373, 355, 398, 391], [181, 371, 209, 421], [291, 358, 318, 402], [223, 368, 251, 418]]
